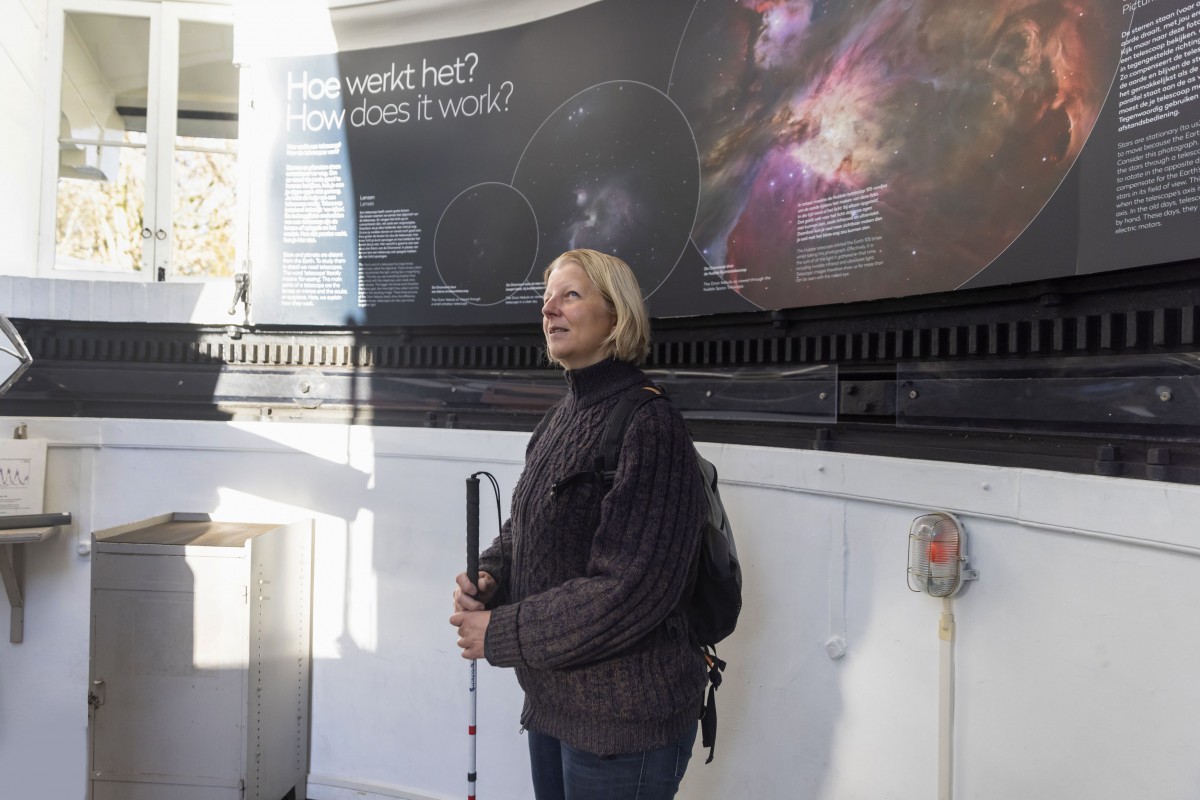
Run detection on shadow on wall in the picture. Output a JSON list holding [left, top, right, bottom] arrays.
[[677, 478, 847, 799]]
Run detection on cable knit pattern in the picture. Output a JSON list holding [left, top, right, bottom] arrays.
[[479, 358, 708, 756]]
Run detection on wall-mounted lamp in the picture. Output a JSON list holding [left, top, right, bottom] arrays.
[[907, 511, 978, 598], [907, 511, 979, 800]]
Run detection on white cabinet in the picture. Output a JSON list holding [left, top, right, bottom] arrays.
[[89, 514, 312, 800]]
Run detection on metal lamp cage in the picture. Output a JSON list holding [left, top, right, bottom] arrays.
[[907, 511, 968, 597]]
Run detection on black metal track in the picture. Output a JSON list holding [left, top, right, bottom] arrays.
[[5, 259, 1200, 484]]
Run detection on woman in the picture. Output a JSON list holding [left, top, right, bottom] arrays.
[[449, 248, 708, 800]]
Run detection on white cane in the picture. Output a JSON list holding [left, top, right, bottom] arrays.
[[465, 476, 480, 800]]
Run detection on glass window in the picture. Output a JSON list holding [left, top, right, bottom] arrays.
[[171, 20, 239, 279], [49, 3, 239, 281], [56, 12, 151, 274]]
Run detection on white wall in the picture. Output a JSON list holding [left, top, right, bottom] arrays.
[[2, 415, 1198, 800]]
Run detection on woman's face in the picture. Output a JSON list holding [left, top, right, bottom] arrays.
[[542, 260, 617, 370]]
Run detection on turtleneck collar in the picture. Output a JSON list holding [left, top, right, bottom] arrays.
[[563, 357, 646, 408]]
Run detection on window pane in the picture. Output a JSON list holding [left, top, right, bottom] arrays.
[[56, 13, 150, 273], [172, 20, 238, 279]]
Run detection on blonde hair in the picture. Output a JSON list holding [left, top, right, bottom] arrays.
[[543, 249, 650, 365]]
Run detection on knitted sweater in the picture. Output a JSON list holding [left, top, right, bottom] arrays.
[[480, 358, 708, 756]]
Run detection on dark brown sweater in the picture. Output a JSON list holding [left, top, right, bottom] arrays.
[[481, 358, 708, 756]]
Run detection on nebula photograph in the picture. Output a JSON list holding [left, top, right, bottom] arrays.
[[671, 0, 1124, 307]]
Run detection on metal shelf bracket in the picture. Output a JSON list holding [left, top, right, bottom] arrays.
[[0, 513, 72, 643]]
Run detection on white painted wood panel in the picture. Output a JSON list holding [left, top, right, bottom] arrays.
[[2, 415, 1198, 800]]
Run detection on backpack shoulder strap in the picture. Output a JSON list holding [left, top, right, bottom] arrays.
[[596, 385, 664, 485], [550, 385, 663, 498]]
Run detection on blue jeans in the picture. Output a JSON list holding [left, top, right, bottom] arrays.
[[527, 724, 697, 800]]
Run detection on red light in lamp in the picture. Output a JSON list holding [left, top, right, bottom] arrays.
[[928, 537, 956, 567], [907, 512, 977, 597]]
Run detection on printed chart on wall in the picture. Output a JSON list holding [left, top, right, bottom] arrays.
[[248, 0, 1200, 326], [0, 439, 47, 516]]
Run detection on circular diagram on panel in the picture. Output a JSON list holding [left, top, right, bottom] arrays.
[[512, 80, 699, 299], [670, 0, 1123, 308], [433, 182, 540, 306]]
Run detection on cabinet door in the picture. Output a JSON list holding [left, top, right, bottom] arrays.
[[91, 552, 247, 799]]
